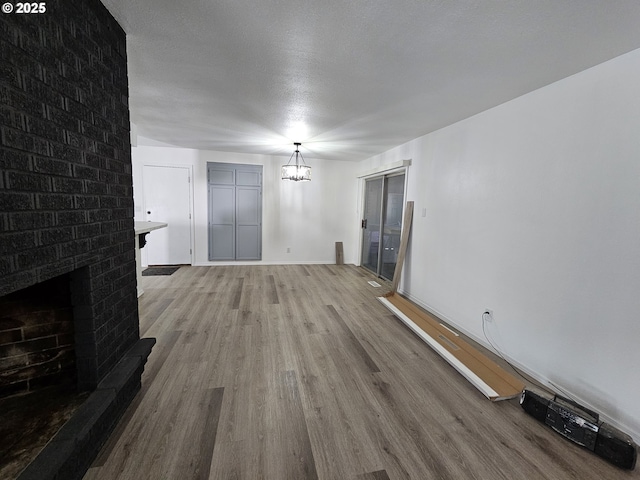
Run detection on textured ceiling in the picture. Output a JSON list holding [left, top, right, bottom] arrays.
[[102, 0, 640, 161]]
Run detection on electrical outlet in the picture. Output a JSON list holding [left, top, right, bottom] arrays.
[[286, 247, 291, 253], [483, 309, 493, 322]]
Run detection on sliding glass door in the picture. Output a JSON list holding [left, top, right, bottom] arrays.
[[361, 178, 383, 273], [361, 172, 406, 280]]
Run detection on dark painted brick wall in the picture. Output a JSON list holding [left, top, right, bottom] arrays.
[[0, 0, 138, 389]]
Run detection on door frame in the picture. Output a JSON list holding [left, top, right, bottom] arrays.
[[356, 163, 409, 274], [140, 163, 195, 267]]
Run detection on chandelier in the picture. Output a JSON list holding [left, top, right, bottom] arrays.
[[281, 142, 311, 181]]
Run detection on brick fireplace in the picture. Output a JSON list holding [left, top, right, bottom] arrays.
[[1, 1, 153, 478]]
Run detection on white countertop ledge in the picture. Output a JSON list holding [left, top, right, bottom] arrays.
[[134, 221, 168, 234]]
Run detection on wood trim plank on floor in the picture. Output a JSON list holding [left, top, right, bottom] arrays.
[[379, 293, 524, 401]]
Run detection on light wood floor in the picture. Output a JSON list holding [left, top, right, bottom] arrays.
[[84, 265, 637, 479]]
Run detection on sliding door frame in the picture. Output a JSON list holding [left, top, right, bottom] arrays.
[[357, 163, 409, 279]]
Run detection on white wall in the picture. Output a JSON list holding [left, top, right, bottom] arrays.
[[132, 144, 359, 266], [358, 48, 640, 439]]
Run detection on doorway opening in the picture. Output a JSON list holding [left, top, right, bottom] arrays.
[[361, 172, 406, 280]]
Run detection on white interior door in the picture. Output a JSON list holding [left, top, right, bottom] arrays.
[[143, 165, 192, 265]]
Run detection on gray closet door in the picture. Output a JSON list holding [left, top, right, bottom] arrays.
[[208, 163, 262, 261], [236, 187, 261, 260], [209, 185, 235, 260]]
